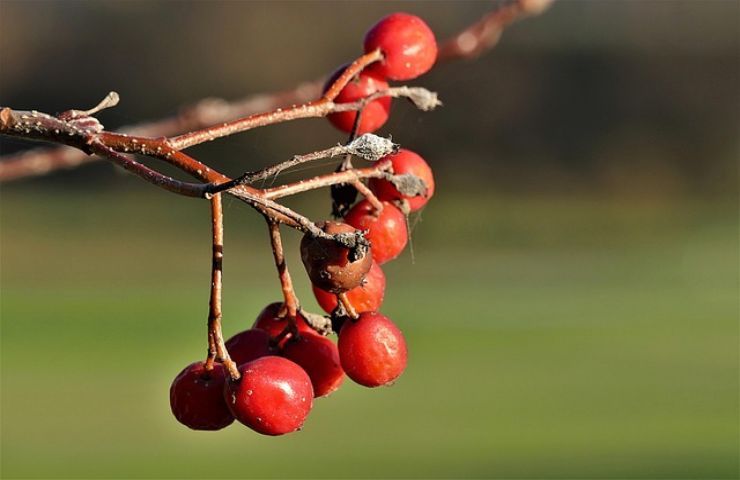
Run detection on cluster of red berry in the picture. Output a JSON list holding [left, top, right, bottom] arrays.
[[170, 12, 437, 436]]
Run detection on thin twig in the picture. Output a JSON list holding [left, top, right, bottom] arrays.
[[262, 162, 392, 200], [167, 50, 383, 151], [337, 292, 359, 320], [266, 219, 299, 319], [438, 0, 554, 61], [207, 133, 396, 195], [89, 141, 208, 198], [206, 194, 240, 380], [352, 179, 384, 212], [329, 105, 363, 218]]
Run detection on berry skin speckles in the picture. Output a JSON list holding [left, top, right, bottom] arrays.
[[224, 356, 314, 436], [338, 312, 408, 388]]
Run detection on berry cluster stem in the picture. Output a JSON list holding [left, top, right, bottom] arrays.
[[266, 219, 299, 320], [351, 179, 384, 212], [338, 105, 384, 213], [337, 292, 359, 320], [205, 194, 240, 380]]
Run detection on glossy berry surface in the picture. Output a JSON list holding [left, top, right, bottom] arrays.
[[369, 149, 435, 212], [344, 200, 408, 264], [224, 328, 274, 367], [364, 12, 438, 81], [252, 302, 313, 345], [300, 221, 373, 292], [313, 260, 385, 314], [325, 66, 391, 134], [338, 312, 408, 387], [282, 333, 344, 397], [170, 361, 234, 430], [225, 356, 313, 436]]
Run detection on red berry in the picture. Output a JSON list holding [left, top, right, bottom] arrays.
[[300, 221, 373, 293], [252, 302, 313, 345], [325, 65, 391, 134], [225, 356, 313, 436], [224, 328, 274, 367], [344, 200, 408, 264], [338, 312, 408, 387], [313, 260, 386, 314], [170, 361, 234, 430], [282, 333, 344, 398], [369, 149, 435, 212], [364, 13, 438, 81]]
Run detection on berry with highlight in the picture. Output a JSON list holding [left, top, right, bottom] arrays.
[[364, 12, 438, 81]]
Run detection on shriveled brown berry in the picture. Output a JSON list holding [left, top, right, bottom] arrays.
[[300, 221, 372, 293]]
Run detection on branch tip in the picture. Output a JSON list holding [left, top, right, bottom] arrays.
[[404, 87, 442, 111], [0, 108, 15, 129], [520, 0, 555, 15], [62, 91, 121, 120]]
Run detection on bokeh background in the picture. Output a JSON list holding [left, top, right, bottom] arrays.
[[1, 1, 738, 478]]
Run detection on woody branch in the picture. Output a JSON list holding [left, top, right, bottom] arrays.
[[0, 0, 552, 182], [0, 75, 429, 245]]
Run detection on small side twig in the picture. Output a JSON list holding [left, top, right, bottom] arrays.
[[351, 179, 384, 212], [262, 161, 393, 200], [59, 91, 120, 120]]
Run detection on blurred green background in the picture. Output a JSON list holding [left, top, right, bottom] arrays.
[[1, 1, 738, 479]]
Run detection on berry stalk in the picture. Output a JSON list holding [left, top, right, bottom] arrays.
[[205, 194, 240, 380]]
